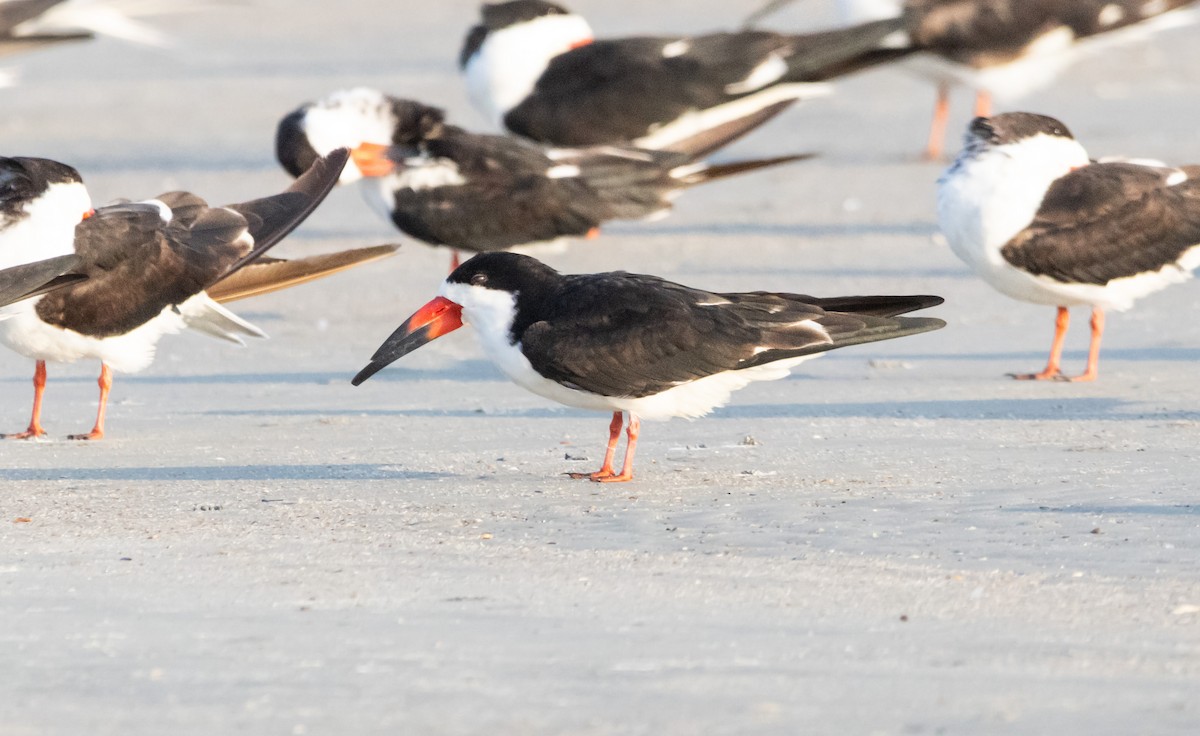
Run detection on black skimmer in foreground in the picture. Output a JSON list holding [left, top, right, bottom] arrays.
[[0, 149, 375, 440], [0, 0, 199, 87], [352, 252, 945, 482], [460, 0, 912, 152], [276, 89, 809, 267], [937, 112, 1200, 381], [0, 254, 83, 308], [831, 0, 1199, 158]]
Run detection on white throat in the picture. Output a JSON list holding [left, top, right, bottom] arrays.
[[937, 133, 1090, 272], [464, 13, 594, 126], [0, 181, 91, 270]]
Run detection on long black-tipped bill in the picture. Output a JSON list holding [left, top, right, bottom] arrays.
[[351, 296, 464, 385]]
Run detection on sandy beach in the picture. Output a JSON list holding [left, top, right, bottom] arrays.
[[2, 2, 1199, 733]]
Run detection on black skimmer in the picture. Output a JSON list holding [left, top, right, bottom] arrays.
[[831, 0, 1200, 158], [1, 0, 198, 87], [459, 0, 912, 152], [0, 149, 358, 440], [0, 254, 84, 308], [937, 111, 1200, 381], [276, 89, 809, 267], [352, 252, 945, 482]]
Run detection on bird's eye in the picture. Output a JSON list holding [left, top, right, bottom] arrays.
[[471, 273, 489, 286]]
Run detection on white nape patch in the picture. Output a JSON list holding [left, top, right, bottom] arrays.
[[669, 162, 708, 181], [634, 82, 828, 151], [938, 133, 1091, 303], [359, 157, 466, 225], [724, 54, 788, 94], [392, 158, 467, 191], [303, 88, 398, 185], [546, 164, 581, 179], [1099, 4, 1126, 25], [662, 39, 690, 58], [1143, 0, 1168, 16], [835, 0, 903, 24], [141, 199, 173, 223], [464, 13, 595, 124], [0, 181, 91, 270], [439, 280, 820, 421]]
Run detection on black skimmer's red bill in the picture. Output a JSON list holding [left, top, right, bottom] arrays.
[[833, 0, 1200, 158], [459, 0, 912, 152], [0, 149, 350, 440], [276, 89, 810, 267], [938, 111, 1200, 382], [352, 252, 945, 482], [0, 254, 84, 308]]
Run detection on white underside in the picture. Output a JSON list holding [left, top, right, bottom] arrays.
[[441, 280, 819, 422], [492, 348, 819, 421], [0, 292, 261, 373], [632, 82, 829, 151]]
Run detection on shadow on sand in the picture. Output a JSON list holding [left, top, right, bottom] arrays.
[[0, 463, 447, 483]]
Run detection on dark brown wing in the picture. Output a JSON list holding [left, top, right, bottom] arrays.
[[520, 273, 942, 398], [387, 133, 610, 251], [908, 0, 1196, 65], [218, 148, 349, 278], [505, 19, 905, 146], [1002, 163, 1200, 285], [33, 201, 244, 337]]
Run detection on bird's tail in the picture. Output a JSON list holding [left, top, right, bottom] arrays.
[[784, 16, 912, 82], [178, 293, 267, 345], [672, 153, 814, 186]]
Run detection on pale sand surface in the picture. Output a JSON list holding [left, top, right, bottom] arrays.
[[2, 2, 1199, 734]]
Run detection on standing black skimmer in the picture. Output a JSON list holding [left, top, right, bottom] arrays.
[[459, 0, 912, 152], [352, 252, 945, 482], [0, 149, 360, 440], [276, 89, 809, 267], [832, 0, 1200, 158], [0, 254, 84, 308], [937, 112, 1200, 381]]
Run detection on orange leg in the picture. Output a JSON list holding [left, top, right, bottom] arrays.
[[595, 415, 640, 484], [568, 411, 624, 480], [1068, 308, 1105, 382], [449, 250, 462, 272], [69, 363, 112, 440], [925, 83, 950, 161], [1012, 307, 1069, 381], [974, 90, 993, 118], [3, 360, 48, 439]]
